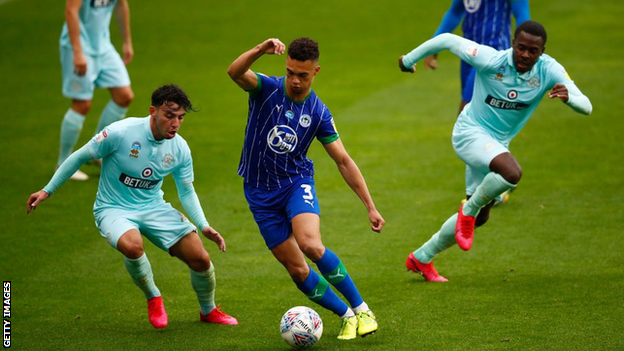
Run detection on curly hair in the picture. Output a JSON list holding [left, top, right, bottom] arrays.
[[287, 37, 320, 62], [151, 84, 197, 112]]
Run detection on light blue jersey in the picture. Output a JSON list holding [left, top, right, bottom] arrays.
[[86, 116, 194, 212], [452, 38, 581, 144], [60, 0, 117, 56], [402, 34, 591, 145]]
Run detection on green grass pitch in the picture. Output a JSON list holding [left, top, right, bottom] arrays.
[[1, 0, 623, 350]]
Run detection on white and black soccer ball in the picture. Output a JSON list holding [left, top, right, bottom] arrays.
[[280, 306, 323, 349]]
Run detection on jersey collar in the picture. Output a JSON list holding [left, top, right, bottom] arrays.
[[144, 115, 166, 144], [506, 48, 540, 81]]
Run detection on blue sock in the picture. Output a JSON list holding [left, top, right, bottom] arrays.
[[123, 253, 160, 299], [295, 267, 348, 317], [95, 100, 127, 134], [58, 108, 85, 166], [314, 248, 363, 308], [190, 262, 216, 315]]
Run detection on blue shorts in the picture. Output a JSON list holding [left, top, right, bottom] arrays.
[[460, 60, 476, 103], [452, 128, 509, 196], [244, 177, 321, 249], [60, 45, 130, 100], [94, 202, 196, 252]]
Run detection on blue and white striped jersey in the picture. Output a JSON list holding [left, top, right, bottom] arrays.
[[462, 0, 513, 49], [238, 74, 339, 190]]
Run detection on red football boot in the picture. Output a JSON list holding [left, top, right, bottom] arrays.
[[455, 204, 477, 251], [200, 305, 238, 325], [147, 296, 168, 328], [406, 252, 448, 282]]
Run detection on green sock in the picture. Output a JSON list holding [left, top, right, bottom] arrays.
[[463, 172, 516, 217], [58, 109, 85, 166], [95, 100, 127, 134], [123, 253, 160, 299], [191, 263, 216, 315], [414, 213, 457, 263]]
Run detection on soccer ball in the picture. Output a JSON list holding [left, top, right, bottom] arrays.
[[280, 306, 323, 349]]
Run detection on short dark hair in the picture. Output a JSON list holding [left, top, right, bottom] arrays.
[[515, 20, 547, 45], [151, 84, 197, 112], [287, 37, 320, 62]]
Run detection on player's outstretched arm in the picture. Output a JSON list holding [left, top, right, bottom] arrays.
[[549, 83, 592, 115], [227, 38, 285, 91], [27, 144, 94, 214], [323, 139, 385, 233], [114, 0, 133, 65], [175, 180, 226, 251], [26, 190, 49, 214]]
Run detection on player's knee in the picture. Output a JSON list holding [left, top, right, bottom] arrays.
[[501, 167, 522, 185], [287, 265, 309, 282], [72, 100, 92, 115], [300, 242, 324, 261], [114, 90, 134, 108], [120, 242, 144, 259], [189, 252, 211, 272]]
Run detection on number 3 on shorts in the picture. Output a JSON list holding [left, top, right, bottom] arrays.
[[301, 184, 313, 200]]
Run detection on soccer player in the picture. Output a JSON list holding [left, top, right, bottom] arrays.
[[27, 85, 237, 328], [425, 0, 530, 114], [58, 0, 135, 180], [398, 21, 592, 281], [227, 37, 385, 340], [426, 0, 531, 206]]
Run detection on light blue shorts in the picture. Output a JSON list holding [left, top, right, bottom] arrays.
[[452, 128, 509, 196], [94, 202, 196, 252], [60, 45, 130, 100]]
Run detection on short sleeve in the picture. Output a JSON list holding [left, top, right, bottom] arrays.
[[316, 105, 339, 144], [249, 73, 279, 99]]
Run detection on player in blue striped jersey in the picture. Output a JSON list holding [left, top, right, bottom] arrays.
[[28, 85, 237, 328], [228, 37, 385, 340], [399, 21, 591, 281]]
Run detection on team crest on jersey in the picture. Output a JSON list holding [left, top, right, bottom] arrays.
[[162, 154, 174, 168], [94, 129, 109, 144], [507, 90, 518, 100], [463, 0, 481, 13], [299, 114, 311, 128], [285, 110, 294, 120], [495, 66, 506, 81], [130, 141, 141, 158], [91, 0, 114, 8], [527, 76, 541, 89], [141, 168, 153, 178], [267, 125, 298, 154]]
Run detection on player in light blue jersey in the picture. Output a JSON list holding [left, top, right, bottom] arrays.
[[57, 0, 135, 181], [27, 85, 238, 328], [425, 0, 530, 113], [399, 21, 592, 281], [228, 37, 385, 340]]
